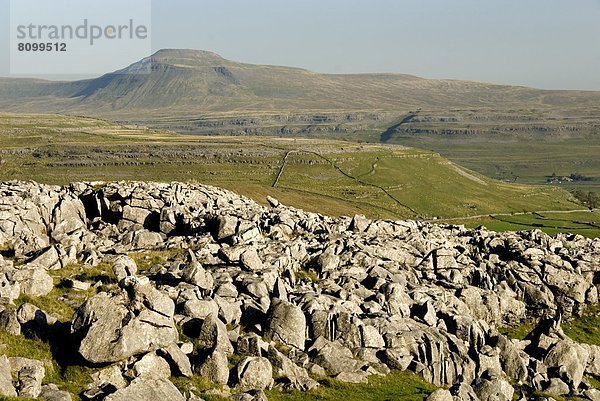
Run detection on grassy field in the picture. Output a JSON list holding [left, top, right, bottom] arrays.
[[460, 210, 600, 238], [379, 107, 600, 195], [0, 113, 587, 227], [393, 138, 600, 192], [266, 371, 436, 401]]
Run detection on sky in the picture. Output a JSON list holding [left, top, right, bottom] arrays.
[[1, 0, 600, 90]]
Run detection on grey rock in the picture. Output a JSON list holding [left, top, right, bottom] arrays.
[[69, 279, 91, 291], [16, 302, 48, 327], [237, 334, 262, 357], [584, 389, 600, 401], [267, 345, 318, 391], [335, 371, 368, 384], [449, 383, 480, 401], [231, 390, 269, 401], [544, 339, 588, 389], [50, 197, 86, 242], [181, 261, 214, 290], [72, 287, 178, 364], [308, 337, 362, 375], [473, 378, 514, 401], [267, 196, 280, 208], [0, 308, 21, 335], [197, 350, 229, 384], [17, 363, 45, 398], [0, 272, 20, 303], [132, 352, 171, 379], [544, 378, 570, 397], [240, 249, 264, 272], [182, 299, 220, 320], [360, 325, 385, 349], [30, 246, 61, 270], [495, 335, 527, 383], [88, 364, 127, 390], [40, 384, 72, 401], [217, 215, 238, 241], [130, 230, 164, 250], [265, 300, 306, 349], [13, 267, 53, 297], [426, 389, 454, 401], [381, 348, 413, 371], [161, 343, 193, 378], [103, 376, 185, 401], [196, 314, 234, 354], [234, 357, 274, 392], [2, 181, 600, 398], [112, 255, 138, 282], [584, 344, 600, 376], [0, 355, 17, 397], [318, 249, 339, 272]]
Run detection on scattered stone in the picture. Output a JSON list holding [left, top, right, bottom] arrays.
[[161, 343, 193, 378], [71, 288, 178, 364], [112, 255, 138, 282], [181, 261, 214, 290], [13, 267, 53, 297], [0, 355, 17, 397], [0, 308, 21, 335], [234, 357, 274, 392], [132, 352, 171, 379], [426, 389, 454, 401], [240, 249, 264, 272], [196, 314, 234, 354], [16, 362, 45, 398], [197, 350, 229, 385], [265, 300, 306, 349], [0, 181, 599, 399], [40, 384, 73, 401], [103, 375, 185, 401], [473, 378, 514, 401]]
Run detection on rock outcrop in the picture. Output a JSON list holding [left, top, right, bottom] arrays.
[[0, 181, 599, 400]]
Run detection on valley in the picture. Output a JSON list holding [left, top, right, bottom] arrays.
[[1, 114, 594, 235]]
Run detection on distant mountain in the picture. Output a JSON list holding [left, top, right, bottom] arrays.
[[1, 49, 600, 135]]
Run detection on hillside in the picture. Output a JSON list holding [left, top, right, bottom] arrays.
[[2, 50, 599, 198], [2, 49, 600, 119], [1, 114, 592, 231]]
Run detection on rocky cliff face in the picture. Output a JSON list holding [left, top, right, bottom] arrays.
[[0, 181, 599, 401]]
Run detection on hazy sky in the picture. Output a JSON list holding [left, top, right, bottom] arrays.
[[1, 0, 600, 90]]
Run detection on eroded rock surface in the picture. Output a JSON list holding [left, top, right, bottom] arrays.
[[0, 181, 599, 400]]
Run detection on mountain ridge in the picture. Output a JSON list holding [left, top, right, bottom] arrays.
[[1, 49, 599, 115], [1, 49, 600, 140]]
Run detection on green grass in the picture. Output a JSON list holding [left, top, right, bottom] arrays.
[[14, 262, 114, 320], [295, 269, 319, 284], [171, 376, 226, 401], [0, 330, 92, 401], [0, 261, 116, 400], [266, 371, 436, 401], [563, 304, 600, 346], [463, 211, 600, 239], [499, 304, 600, 346], [499, 320, 538, 341], [0, 113, 587, 225], [129, 250, 184, 272], [391, 137, 600, 194]]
